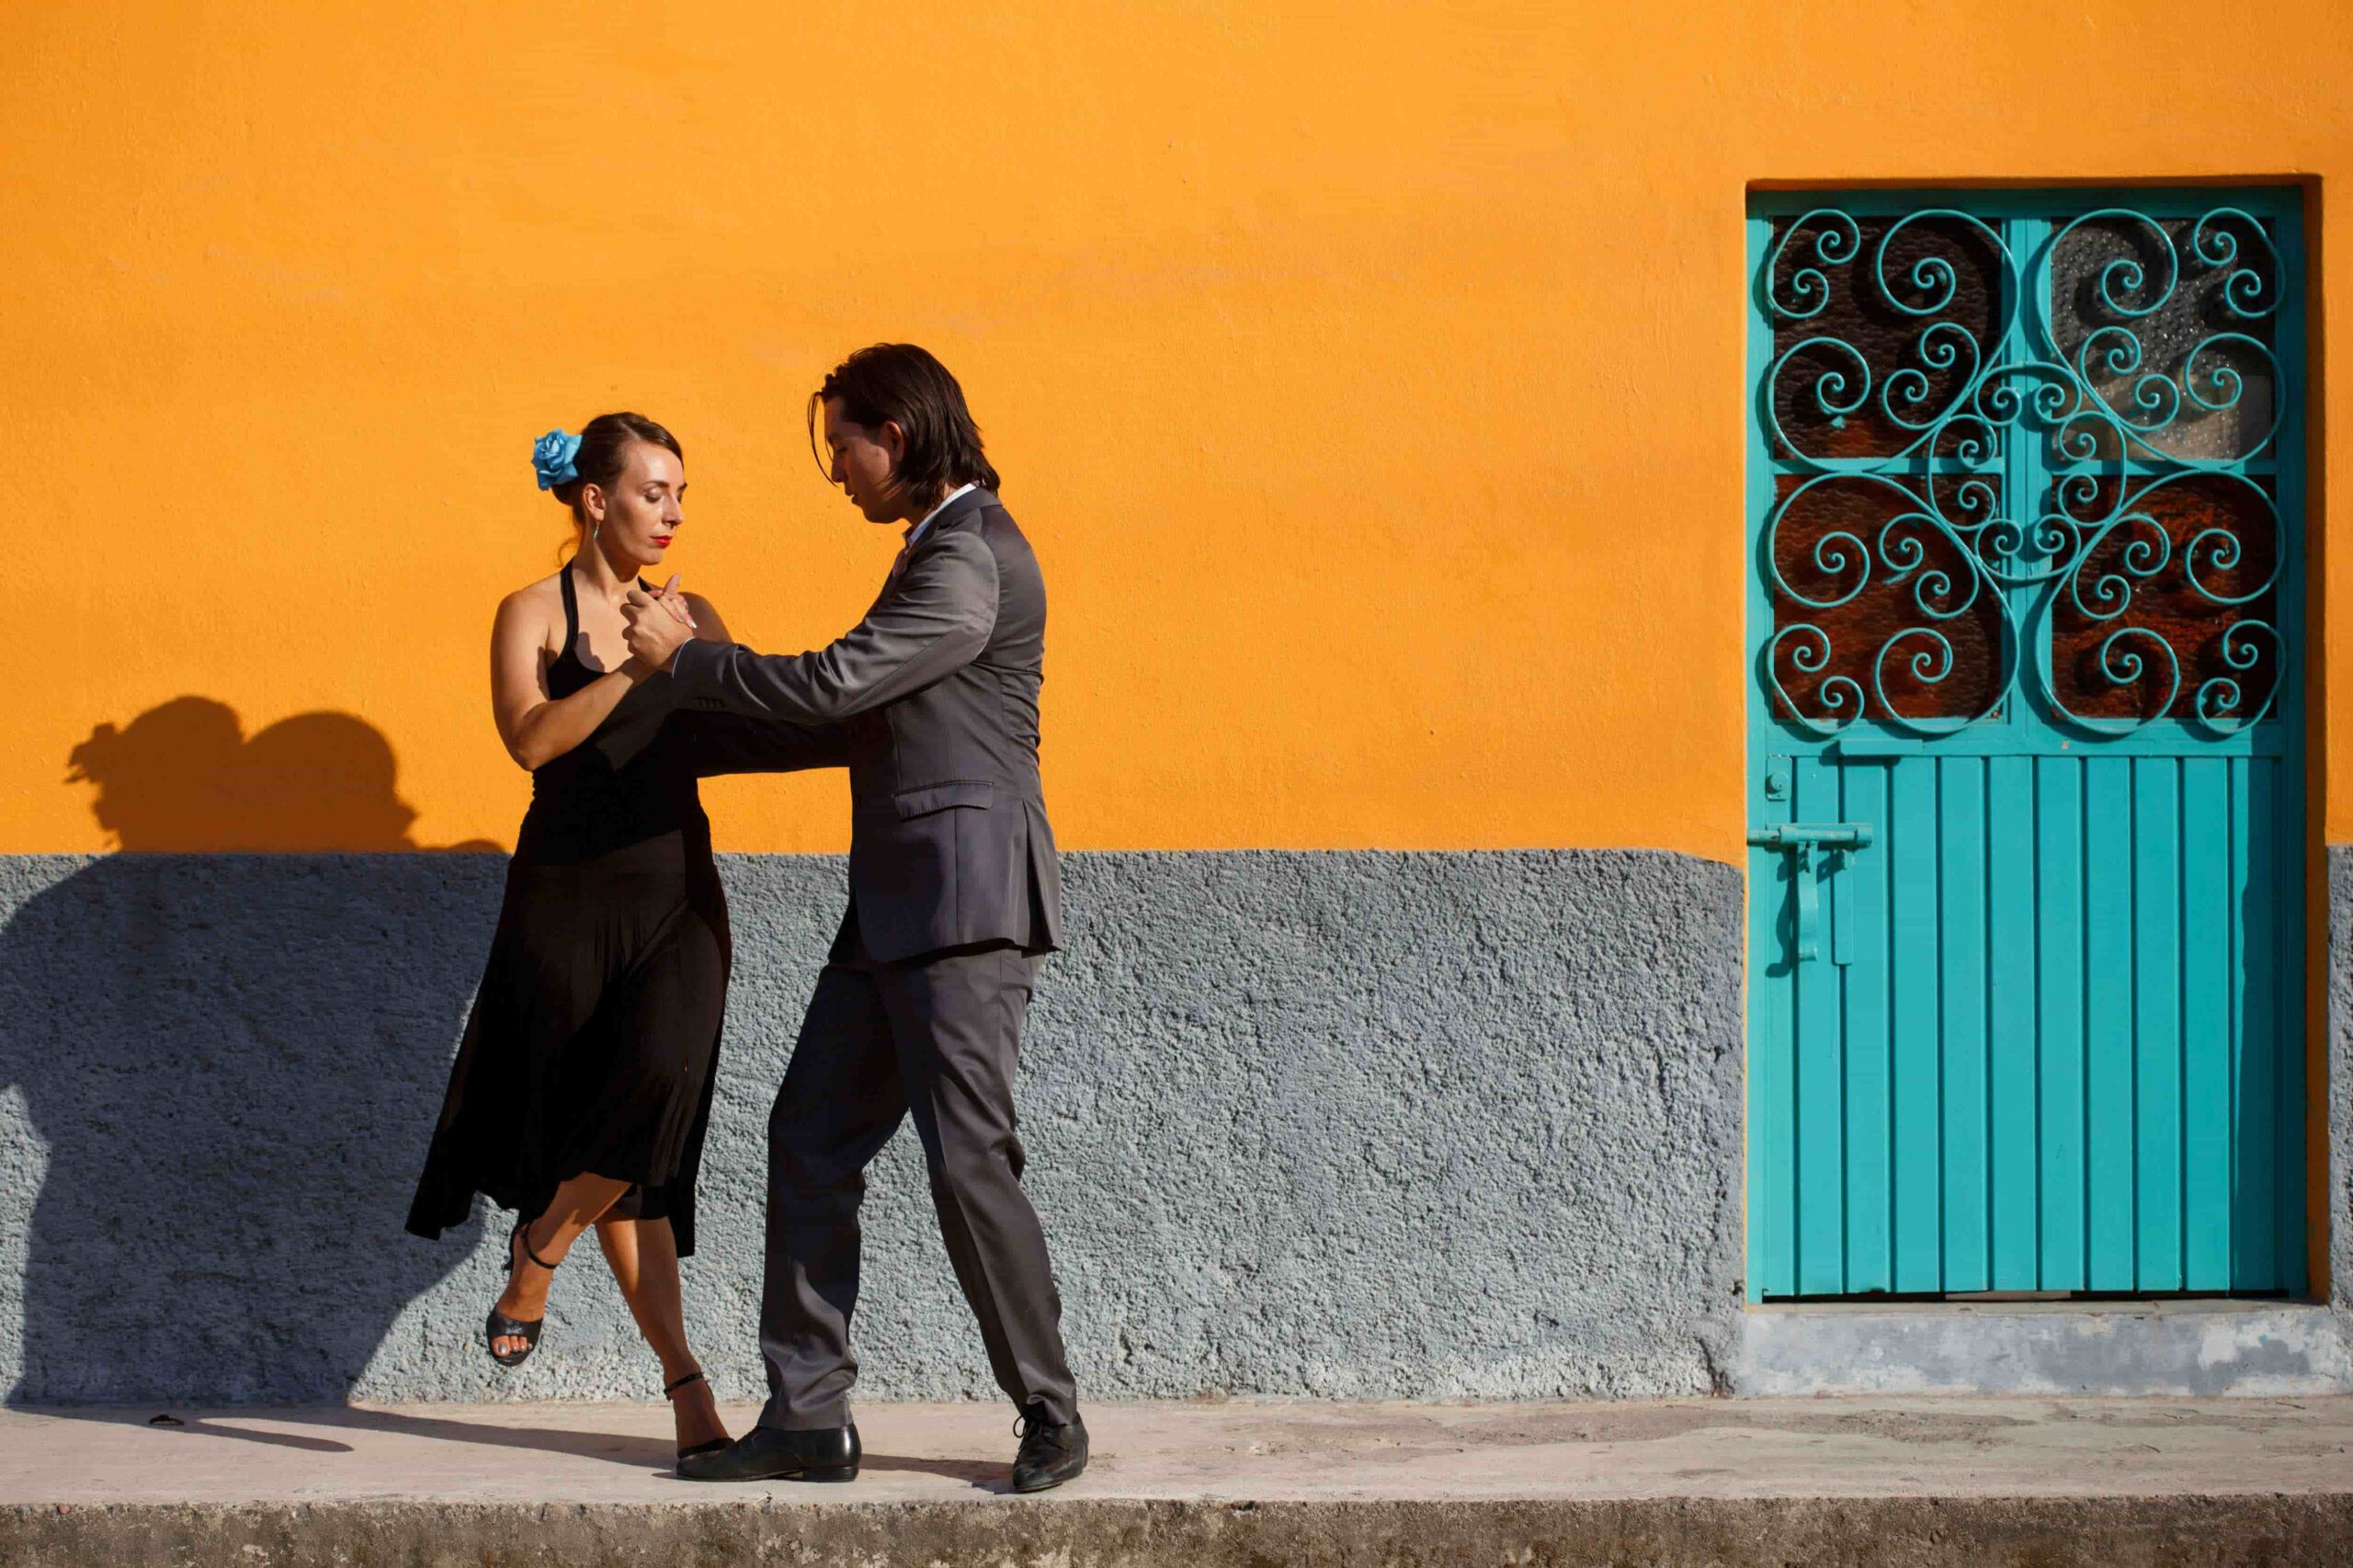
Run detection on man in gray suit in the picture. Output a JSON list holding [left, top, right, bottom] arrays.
[[622, 345, 1085, 1492]]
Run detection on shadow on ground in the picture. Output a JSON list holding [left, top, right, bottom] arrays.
[[134, 1408, 1004, 1487]]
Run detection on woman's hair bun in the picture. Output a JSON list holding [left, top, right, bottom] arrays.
[[538, 413, 683, 523]]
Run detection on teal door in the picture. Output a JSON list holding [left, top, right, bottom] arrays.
[[1744, 189, 2308, 1301]]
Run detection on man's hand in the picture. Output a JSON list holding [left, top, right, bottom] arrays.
[[624, 574, 696, 671]]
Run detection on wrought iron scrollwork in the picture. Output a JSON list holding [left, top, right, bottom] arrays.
[[1760, 202, 2284, 737]]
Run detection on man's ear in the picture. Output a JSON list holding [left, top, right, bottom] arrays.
[[879, 420, 908, 467]]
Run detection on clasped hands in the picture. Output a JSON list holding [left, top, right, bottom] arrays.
[[621, 574, 698, 672]]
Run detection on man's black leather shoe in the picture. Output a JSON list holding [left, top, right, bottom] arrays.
[[676, 1422, 859, 1483], [1011, 1403, 1087, 1493]]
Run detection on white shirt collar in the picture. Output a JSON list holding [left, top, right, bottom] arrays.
[[904, 483, 978, 548]]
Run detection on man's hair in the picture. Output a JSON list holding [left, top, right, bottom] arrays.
[[809, 344, 1000, 504]]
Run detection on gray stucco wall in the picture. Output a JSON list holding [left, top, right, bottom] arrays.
[[2327, 846, 2353, 1320], [0, 848, 1746, 1406]]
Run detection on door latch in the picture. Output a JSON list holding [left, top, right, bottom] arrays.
[[1747, 823, 1873, 962], [1745, 824, 1871, 851]]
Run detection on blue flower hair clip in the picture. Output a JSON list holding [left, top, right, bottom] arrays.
[[532, 428, 583, 491]]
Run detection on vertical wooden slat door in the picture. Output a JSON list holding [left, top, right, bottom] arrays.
[[1745, 189, 2307, 1301]]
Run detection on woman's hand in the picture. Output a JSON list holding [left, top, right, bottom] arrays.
[[623, 575, 698, 672], [648, 574, 697, 629]]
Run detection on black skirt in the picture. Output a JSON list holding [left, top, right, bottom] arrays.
[[406, 828, 730, 1256]]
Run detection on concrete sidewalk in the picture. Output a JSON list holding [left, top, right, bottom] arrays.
[[4, 1396, 2351, 1564]]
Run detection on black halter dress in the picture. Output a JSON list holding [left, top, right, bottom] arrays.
[[407, 566, 732, 1256]]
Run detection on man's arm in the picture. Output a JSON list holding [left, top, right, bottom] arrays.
[[657, 532, 999, 727], [684, 713, 851, 777]]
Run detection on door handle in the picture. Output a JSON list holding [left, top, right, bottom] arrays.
[[1748, 822, 1872, 962], [1746, 823, 1873, 850]]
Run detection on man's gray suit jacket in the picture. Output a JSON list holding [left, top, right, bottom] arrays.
[[671, 487, 1063, 964]]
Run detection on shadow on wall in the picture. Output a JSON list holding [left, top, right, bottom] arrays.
[[1, 697, 503, 1402], [67, 696, 501, 852]]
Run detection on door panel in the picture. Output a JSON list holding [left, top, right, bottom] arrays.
[[2085, 754, 2137, 1290], [1841, 757, 1893, 1293], [2033, 754, 2086, 1290], [2237, 755, 2280, 1290], [1938, 756, 1991, 1292], [1745, 189, 2307, 1301]]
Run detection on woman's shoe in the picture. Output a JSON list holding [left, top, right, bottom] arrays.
[[484, 1214, 556, 1368], [665, 1369, 731, 1467]]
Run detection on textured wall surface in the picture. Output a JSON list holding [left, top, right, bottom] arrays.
[[0, 848, 1745, 1406], [2327, 846, 2353, 1320]]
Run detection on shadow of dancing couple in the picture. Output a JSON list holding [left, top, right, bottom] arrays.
[[403, 344, 1088, 1493]]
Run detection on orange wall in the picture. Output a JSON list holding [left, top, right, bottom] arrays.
[[4, 0, 2349, 858]]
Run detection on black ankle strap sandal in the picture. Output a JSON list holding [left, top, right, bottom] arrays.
[[484, 1215, 557, 1369], [665, 1369, 731, 1463]]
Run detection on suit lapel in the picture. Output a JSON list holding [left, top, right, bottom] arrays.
[[866, 488, 996, 614]]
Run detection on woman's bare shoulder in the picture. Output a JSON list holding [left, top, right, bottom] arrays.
[[494, 573, 566, 636]]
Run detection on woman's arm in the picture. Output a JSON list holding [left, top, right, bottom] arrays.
[[489, 587, 654, 771]]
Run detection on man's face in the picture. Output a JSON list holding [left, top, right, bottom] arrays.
[[822, 398, 904, 524]]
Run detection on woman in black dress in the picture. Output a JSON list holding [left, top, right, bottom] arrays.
[[407, 412, 738, 1464]]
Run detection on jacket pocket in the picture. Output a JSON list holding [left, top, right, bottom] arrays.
[[892, 780, 995, 819]]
